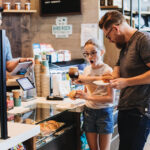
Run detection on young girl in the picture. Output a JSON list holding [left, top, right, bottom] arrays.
[[75, 39, 114, 150]]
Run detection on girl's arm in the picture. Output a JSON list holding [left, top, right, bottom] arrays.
[[76, 86, 114, 103]]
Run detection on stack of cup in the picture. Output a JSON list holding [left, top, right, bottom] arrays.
[[40, 60, 50, 97], [41, 60, 50, 74], [12, 90, 21, 107], [35, 54, 41, 64], [34, 55, 41, 96]]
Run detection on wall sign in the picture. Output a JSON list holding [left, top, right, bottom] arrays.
[[52, 17, 72, 38], [81, 24, 98, 47]]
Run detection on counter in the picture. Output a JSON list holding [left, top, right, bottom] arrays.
[[0, 122, 40, 150], [8, 97, 85, 115], [7, 97, 85, 150]]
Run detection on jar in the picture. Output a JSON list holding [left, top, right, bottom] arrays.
[[15, 2, 21, 10], [12, 89, 21, 107], [7, 92, 14, 110], [4, 2, 11, 10], [25, 3, 31, 10]]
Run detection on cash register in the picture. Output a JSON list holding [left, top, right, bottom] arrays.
[[7, 62, 36, 101]]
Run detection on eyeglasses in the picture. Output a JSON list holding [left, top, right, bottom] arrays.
[[106, 27, 114, 40], [83, 51, 97, 57]]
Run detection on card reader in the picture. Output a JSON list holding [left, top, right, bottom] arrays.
[[46, 96, 64, 101]]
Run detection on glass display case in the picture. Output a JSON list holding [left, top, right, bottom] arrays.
[[8, 102, 81, 150]]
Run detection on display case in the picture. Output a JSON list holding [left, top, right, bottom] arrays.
[[8, 101, 81, 150]]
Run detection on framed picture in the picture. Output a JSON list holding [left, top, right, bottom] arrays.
[[40, 0, 81, 16]]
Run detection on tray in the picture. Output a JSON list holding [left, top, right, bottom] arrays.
[[36, 120, 65, 145]]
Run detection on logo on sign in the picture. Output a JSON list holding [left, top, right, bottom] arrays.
[[52, 17, 72, 38]]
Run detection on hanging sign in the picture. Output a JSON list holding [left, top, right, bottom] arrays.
[[52, 17, 72, 38]]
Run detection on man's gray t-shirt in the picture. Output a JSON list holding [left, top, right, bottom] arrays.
[[116, 31, 150, 112]]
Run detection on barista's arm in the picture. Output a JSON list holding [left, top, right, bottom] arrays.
[[6, 58, 33, 72]]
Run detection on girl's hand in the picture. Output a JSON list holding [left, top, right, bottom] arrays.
[[76, 90, 89, 100], [75, 75, 93, 85]]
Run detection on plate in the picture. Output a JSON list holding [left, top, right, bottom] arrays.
[[93, 80, 109, 86]]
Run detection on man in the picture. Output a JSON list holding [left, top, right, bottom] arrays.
[[98, 11, 150, 150], [4, 35, 33, 74]]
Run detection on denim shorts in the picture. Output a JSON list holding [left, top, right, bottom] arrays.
[[82, 106, 114, 134]]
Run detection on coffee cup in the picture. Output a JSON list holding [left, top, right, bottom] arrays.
[[68, 67, 79, 80]]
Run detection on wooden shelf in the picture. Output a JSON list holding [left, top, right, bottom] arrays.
[[100, 6, 120, 10], [3, 9, 37, 13]]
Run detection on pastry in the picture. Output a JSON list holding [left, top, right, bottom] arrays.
[[101, 75, 113, 83], [67, 90, 77, 100]]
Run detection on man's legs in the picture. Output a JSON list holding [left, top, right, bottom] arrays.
[[118, 109, 150, 150]]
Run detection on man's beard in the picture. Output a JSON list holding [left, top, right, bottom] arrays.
[[115, 34, 126, 49]]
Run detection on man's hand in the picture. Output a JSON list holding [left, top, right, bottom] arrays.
[[110, 78, 129, 90]]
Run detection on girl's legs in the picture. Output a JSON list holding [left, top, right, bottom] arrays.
[[99, 134, 112, 150], [86, 132, 99, 150]]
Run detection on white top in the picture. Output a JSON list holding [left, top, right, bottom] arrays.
[[0, 122, 40, 150], [83, 63, 113, 109]]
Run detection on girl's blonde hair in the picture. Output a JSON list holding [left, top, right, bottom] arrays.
[[84, 38, 105, 52]]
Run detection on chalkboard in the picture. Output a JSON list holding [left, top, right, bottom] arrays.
[[40, 0, 81, 16]]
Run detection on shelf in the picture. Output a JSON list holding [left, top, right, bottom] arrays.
[[3, 9, 37, 13], [51, 59, 85, 67], [137, 11, 150, 15], [100, 6, 121, 10], [124, 10, 150, 15], [139, 28, 150, 32]]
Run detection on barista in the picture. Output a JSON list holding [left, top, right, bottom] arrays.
[[5, 35, 33, 79], [5, 36, 33, 72]]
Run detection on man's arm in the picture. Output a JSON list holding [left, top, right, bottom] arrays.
[[110, 63, 150, 89], [127, 63, 150, 86]]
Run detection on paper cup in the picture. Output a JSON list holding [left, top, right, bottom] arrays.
[[12, 90, 21, 99], [14, 96, 21, 107]]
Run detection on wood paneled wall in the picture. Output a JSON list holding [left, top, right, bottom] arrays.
[[1, 0, 100, 59]]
